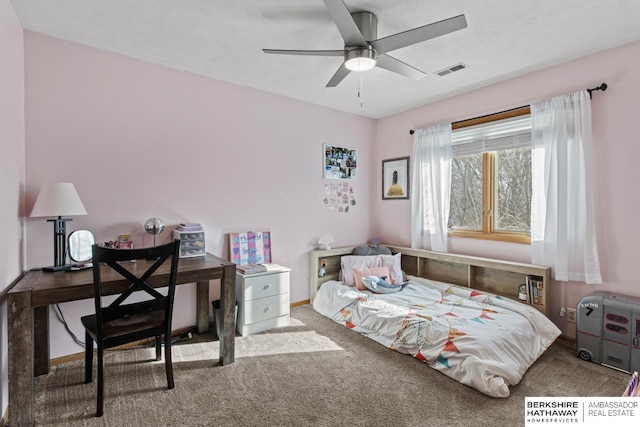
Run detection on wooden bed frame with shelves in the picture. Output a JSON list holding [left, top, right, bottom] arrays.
[[309, 244, 551, 317]]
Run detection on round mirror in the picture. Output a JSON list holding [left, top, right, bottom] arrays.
[[68, 229, 95, 263]]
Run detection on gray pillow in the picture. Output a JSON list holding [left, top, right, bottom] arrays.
[[350, 245, 408, 282], [352, 244, 392, 256]]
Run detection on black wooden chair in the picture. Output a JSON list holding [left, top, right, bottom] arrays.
[[82, 240, 180, 417]]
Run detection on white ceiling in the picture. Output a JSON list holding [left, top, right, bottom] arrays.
[[11, 0, 640, 119]]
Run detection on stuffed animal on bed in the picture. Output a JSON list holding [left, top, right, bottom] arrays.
[[360, 275, 408, 294]]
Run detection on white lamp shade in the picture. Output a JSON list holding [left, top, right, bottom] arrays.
[[344, 47, 377, 72], [344, 57, 376, 72], [30, 182, 87, 217]]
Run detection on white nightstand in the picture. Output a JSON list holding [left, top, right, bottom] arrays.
[[236, 266, 291, 336]]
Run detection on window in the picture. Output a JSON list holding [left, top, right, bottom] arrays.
[[448, 108, 532, 243]]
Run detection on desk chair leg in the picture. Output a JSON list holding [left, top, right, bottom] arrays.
[[96, 343, 104, 417], [84, 331, 93, 384], [164, 332, 174, 389], [155, 335, 161, 361]]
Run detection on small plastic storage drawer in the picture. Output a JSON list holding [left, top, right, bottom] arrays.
[[172, 230, 206, 258]]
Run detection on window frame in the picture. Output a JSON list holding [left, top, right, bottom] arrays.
[[447, 106, 531, 244]]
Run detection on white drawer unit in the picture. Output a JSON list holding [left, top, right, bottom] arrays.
[[236, 267, 291, 336]]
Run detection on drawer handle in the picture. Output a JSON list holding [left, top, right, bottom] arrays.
[[264, 306, 272, 312], [263, 284, 271, 290]]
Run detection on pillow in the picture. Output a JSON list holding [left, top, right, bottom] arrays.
[[341, 253, 403, 286], [352, 266, 390, 290], [360, 275, 408, 294], [379, 253, 403, 285], [352, 244, 392, 256]]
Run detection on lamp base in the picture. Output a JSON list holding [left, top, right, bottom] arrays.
[[44, 217, 73, 273], [42, 265, 71, 272]]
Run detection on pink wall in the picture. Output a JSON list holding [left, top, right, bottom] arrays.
[[375, 40, 640, 336], [18, 27, 640, 361], [24, 32, 376, 358], [0, 0, 26, 417]]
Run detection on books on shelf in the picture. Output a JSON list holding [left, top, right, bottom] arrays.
[[236, 263, 281, 274], [261, 263, 281, 271], [237, 264, 267, 274], [526, 275, 544, 306], [177, 223, 203, 232]]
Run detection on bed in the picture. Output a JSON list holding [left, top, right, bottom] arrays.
[[309, 244, 562, 398]]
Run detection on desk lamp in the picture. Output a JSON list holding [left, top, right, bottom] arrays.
[[144, 217, 165, 247], [30, 182, 87, 272]]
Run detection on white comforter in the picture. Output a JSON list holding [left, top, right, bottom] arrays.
[[313, 277, 561, 397]]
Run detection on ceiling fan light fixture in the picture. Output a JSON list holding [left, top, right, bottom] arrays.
[[262, 3, 467, 88], [344, 47, 377, 72]]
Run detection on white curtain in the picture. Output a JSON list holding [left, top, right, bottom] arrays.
[[531, 90, 602, 284], [411, 124, 452, 252]]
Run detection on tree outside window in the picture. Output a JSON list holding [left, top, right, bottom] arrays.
[[448, 109, 532, 243]]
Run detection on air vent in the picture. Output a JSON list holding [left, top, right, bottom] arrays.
[[435, 63, 469, 77]]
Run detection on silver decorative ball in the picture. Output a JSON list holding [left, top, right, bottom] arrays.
[[144, 217, 165, 236]]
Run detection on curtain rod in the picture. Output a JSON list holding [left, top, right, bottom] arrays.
[[409, 82, 608, 135], [587, 82, 608, 99]]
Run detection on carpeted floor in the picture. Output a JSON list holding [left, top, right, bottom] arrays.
[[34, 304, 629, 426]]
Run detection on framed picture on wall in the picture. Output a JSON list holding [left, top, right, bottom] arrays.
[[323, 144, 357, 179], [228, 230, 272, 265], [382, 157, 410, 200]]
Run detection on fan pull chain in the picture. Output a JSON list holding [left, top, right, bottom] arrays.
[[358, 73, 364, 108]]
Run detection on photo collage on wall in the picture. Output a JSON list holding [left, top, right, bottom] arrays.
[[323, 144, 357, 179], [322, 144, 357, 213]]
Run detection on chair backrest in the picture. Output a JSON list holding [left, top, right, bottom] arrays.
[[91, 240, 181, 338]]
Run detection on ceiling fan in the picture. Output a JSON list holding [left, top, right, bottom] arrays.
[[263, 0, 467, 87]]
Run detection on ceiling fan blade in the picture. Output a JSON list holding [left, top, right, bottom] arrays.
[[326, 63, 351, 87], [371, 14, 467, 54], [322, 0, 366, 46], [263, 49, 344, 57], [375, 54, 426, 80]]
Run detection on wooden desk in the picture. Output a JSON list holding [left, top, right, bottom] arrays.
[[7, 253, 236, 426]]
